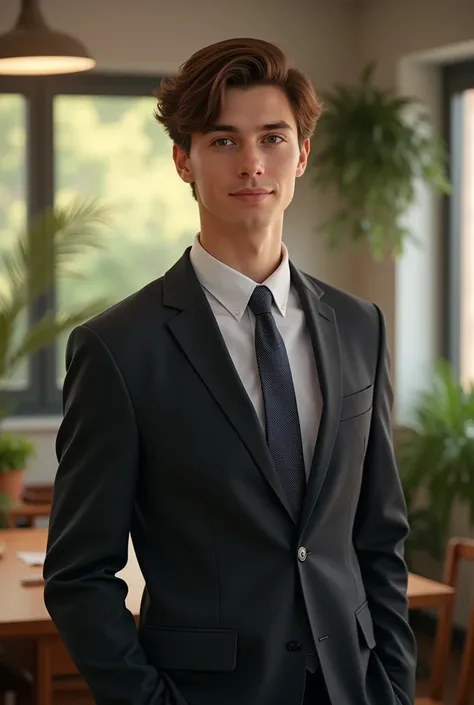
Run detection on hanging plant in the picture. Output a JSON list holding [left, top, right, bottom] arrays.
[[311, 63, 451, 259]]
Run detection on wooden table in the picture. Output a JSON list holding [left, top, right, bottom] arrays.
[[0, 529, 145, 705], [0, 529, 143, 638], [407, 572, 454, 609], [0, 529, 456, 703], [6, 503, 51, 529]]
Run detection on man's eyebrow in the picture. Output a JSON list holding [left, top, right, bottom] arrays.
[[203, 120, 293, 134]]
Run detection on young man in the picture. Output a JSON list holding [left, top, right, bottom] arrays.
[[44, 38, 417, 705]]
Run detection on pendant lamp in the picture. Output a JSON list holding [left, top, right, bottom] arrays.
[[0, 0, 96, 75]]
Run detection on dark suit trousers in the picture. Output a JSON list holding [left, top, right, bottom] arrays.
[[303, 669, 332, 705]]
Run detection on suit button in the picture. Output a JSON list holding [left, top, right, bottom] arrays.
[[298, 546, 307, 562], [287, 641, 302, 651]]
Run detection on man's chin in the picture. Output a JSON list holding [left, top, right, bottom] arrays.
[[226, 212, 276, 231]]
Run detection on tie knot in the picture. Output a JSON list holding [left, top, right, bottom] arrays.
[[249, 285, 273, 316]]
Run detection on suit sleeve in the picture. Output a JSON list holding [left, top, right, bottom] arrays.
[[352, 305, 417, 705], [43, 324, 187, 705]]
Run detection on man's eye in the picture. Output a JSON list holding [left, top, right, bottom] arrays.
[[213, 138, 233, 147], [264, 135, 284, 144]]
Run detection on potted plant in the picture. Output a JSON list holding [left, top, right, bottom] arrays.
[[0, 198, 113, 511], [311, 63, 451, 259], [0, 434, 35, 504], [396, 359, 474, 567], [0, 490, 10, 530]]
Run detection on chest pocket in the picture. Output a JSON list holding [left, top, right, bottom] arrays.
[[340, 385, 373, 422]]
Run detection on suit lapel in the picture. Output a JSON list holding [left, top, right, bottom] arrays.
[[163, 250, 296, 522], [290, 265, 342, 535]]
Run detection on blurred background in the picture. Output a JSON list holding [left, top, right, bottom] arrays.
[[0, 1, 474, 704]]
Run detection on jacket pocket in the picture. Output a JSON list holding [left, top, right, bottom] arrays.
[[340, 385, 374, 421], [140, 626, 238, 671], [355, 600, 376, 650]]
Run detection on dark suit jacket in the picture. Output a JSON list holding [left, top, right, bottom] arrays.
[[43, 248, 417, 705]]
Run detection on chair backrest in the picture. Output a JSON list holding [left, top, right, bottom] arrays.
[[22, 484, 53, 505], [6, 503, 51, 529], [434, 538, 474, 705], [452, 540, 474, 705]]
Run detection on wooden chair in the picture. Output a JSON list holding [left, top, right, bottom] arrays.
[[36, 636, 90, 705], [416, 537, 474, 705], [21, 485, 53, 505], [6, 503, 51, 529], [0, 644, 32, 705], [0, 634, 89, 705], [5, 484, 53, 529], [35, 613, 142, 705]]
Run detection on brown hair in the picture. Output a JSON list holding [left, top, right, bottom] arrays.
[[153, 37, 323, 157]]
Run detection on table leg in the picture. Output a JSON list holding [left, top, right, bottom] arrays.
[[35, 639, 52, 705], [428, 594, 455, 701]]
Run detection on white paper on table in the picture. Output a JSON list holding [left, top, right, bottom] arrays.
[[17, 551, 46, 566]]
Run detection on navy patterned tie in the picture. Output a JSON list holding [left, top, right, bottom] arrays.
[[248, 285, 318, 673]]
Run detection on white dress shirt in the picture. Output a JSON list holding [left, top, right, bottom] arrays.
[[189, 235, 322, 479]]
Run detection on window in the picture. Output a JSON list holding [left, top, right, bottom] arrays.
[[444, 61, 474, 387], [0, 74, 198, 416], [0, 93, 28, 391]]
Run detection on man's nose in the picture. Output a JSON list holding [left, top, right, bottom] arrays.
[[237, 145, 264, 178]]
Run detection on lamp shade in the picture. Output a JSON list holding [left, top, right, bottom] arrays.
[[0, 0, 95, 75]]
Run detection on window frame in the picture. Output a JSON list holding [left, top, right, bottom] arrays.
[[0, 72, 164, 416], [442, 60, 474, 379]]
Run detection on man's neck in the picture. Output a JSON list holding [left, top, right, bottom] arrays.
[[198, 227, 283, 284]]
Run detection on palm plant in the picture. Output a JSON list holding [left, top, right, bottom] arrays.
[[312, 63, 451, 259], [0, 198, 113, 516], [0, 199, 113, 396], [396, 359, 474, 565]]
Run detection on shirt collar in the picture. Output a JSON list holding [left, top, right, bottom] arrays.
[[189, 234, 290, 321]]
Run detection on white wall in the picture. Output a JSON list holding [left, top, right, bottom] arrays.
[[353, 0, 474, 358], [394, 61, 444, 426], [354, 0, 474, 626], [1, 0, 357, 480]]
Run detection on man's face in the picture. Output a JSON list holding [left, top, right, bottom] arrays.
[[173, 85, 310, 231]]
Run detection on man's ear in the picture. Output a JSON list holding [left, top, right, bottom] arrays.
[[173, 144, 194, 184], [295, 138, 310, 178]]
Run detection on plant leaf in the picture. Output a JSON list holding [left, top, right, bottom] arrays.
[[0, 198, 113, 321], [395, 359, 474, 560], [4, 301, 110, 378], [0, 199, 114, 386], [311, 62, 451, 259]]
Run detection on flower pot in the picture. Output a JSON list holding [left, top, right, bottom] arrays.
[[0, 469, 25, 505]]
